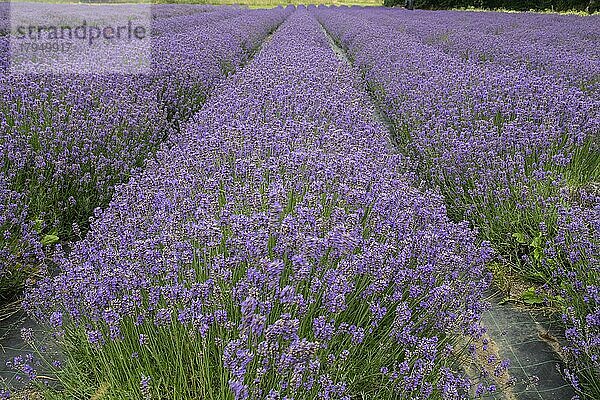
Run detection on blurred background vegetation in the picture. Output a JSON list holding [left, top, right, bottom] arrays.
[[57, 0, 597, 12], [383, 0, 597, 12], [26, 0, 595, 12], [147, 0, 598, 12]]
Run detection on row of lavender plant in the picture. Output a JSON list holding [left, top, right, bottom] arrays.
[[344, 7, 600, 92], [151, 6, 242, 37], [0, 6, 289, 301], [152, 7, 289, 122], [11, 8, 497, 399], [151, 4, 218, 20], [313, 6, 599, 397]]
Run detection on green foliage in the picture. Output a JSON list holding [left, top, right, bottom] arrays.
[[41, 234, 59, 247], [520, 287, 544, 305]]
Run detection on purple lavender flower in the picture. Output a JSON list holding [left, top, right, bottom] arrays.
[[20, 6, 495, 399]]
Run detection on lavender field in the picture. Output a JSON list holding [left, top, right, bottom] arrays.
[[0, 4, 598, 400]]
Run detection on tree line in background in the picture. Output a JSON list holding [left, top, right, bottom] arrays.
[[384, 0, 598, 12]]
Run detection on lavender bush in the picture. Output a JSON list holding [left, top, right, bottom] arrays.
[[344, 7, 600, 92], [313, 6, 599, 397], [0, 6, 288, 299], [550, 192, 600, 396], [15, 8, 496, 399]]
